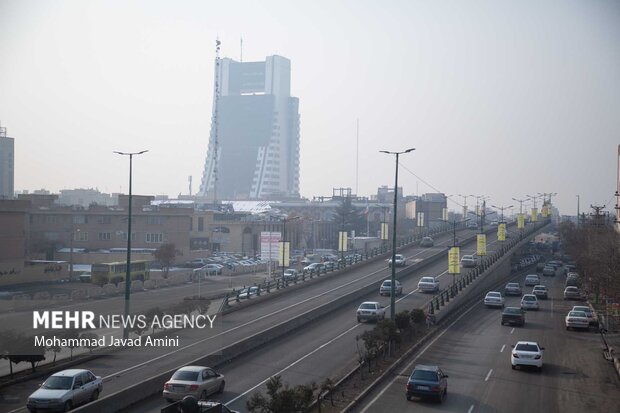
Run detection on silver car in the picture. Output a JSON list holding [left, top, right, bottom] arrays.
[[380, 279, 403, 296], [27, 369, 102, 412], [163, 366, 225, 402]]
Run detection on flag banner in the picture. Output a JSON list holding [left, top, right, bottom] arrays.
[[531, 208, 538, 222], [498, 223, 506, 241], [477, 234, 487, 256], [279, 241, 290, 267], [448, 247, 460, 274], [517, 213, 525, 229], [339, 231, 348, 252], [380, 222, 388, 240]]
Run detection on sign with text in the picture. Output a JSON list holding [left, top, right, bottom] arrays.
[[477, 234, 487, 256], [498, 223, 506, 241], [448, 247, 460, 274], [260, 232, 281, 261]]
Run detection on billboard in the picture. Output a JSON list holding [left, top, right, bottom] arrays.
[[260, 232, 281, 261]]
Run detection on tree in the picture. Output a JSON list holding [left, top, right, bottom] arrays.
[[333, 197, 367, 240], [61, 329, 80, 360], [6, 334, 45, 373], [317, 377, 335, 412], [410, 308, 426, 335], [246, 375, 316, 413], [395, 310, 412, 341], [153, 243, 178, 278]]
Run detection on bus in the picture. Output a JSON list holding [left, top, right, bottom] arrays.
[[91, 261, 150, 286]]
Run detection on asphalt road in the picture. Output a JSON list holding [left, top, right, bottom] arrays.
[[356, 267, 620, 412]]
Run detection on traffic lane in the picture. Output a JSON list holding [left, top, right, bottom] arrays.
[[359, 270, 620, 412]]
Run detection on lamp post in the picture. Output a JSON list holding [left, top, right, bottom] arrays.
[[380, 147, 415, 320], [114, 150, 148, 339]]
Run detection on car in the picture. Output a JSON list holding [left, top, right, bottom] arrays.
[[303, 262, 325, 273], [467, 221, 478, 229], [238, 286, 259, 299], [162, 366, 225, 402], [484, 291, 505, 308], [572, 305, 598, 326], [501, 307, 525, 326], [417, 276, 440, 293], [520, 294, 539, 310], [565, 274, 581, 287], [419, 236, 434, 247], [536, 262, 546, 272], [186, 258, 210, 268], [323, 261, 336, 271], [388, 254, 407, 267], [565, 310, 590, 330], [542, 265, 556, 276], [283, 269, 298, 281], [193, 264, 222, 276], [504, 282, 522, 296], [524, 274, 540, 286], [511, 341, 544, 371], [405, 365, 448, 402], [532, 285, 548, 299], [27, 369, 103, 412], [356, 301, 386, 322], [564, 286, 582, 300], [380, 279, 403, 296], [548, 260, 563, 268], [461, 255, 477, 268]]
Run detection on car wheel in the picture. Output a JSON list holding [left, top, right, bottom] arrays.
[[538, 366, 543, 373], [511, 364, 516, 370], [200, 390, 207, 400], [91, 389, 99, 401], [500, 321, 504, 325], [357, 317, 361, 323], [218, 381, 225, 394], [63, 401, 72, 412], [165, 398, 174, 403], [406, 394, 412, 401]]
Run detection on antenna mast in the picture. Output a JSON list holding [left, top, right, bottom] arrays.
[[240, 37, 243, 62], [212, 38, 221, 203]]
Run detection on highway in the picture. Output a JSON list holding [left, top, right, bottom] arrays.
[[356, 265, 620, 412], [117, 228, 508, 412], [0, 226, 484, 413]]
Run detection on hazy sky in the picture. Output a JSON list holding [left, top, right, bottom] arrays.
[[1, 0, 619, 216]]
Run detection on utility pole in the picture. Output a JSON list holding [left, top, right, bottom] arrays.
[[577, 195, 580, 227], [590, 204, 606, 229]]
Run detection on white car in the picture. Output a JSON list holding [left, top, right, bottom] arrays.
[[565, 310, 590, 330], [524, 274, 540, 286], [379, 279, 403, 296], [27, 369, 103, 412], [163, 366, 225, 402], [283, 269, 298, 281], [484, 291, 505, 308], [388, 254, 407, 267], [418, 276, 440, 293], [461, 255, 477, 268], [238, 286, 259, 299], [520, 294, 539, 310], [572, 305, 597, 326], [356, 301, 386, 322], [532, 285, 548, 299], [303, 263, 325, 273], [511, 341, 544, 371]]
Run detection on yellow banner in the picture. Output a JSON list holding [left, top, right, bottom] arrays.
[[448, 247, 460, 274], [339, 231, 348, 252], [517, 213, 525, 229], [498, 223, 506, 241], [531, 208, 538, 222], [380, 222, 388, 240], [279, 241, 290, 267], [477, 234, 487, 256], [542, 205, 549, 217]]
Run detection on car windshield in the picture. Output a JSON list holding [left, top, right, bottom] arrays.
[[523, 296, 536, 301], [462, 255, 473, 260], [566, 287, 578, 292], [359, 303, 376, 310], [420, 277, 435, 283], [382, 281, 391, 286], [171, 370, 199, 381], [487, 293, 501, 298], [42, 376, 73, 390], [573, 307, 590, 313], [569, 311, 586, 317], [411, 370, 439, 381], [504, 308, 522, 314], [515, 343, 539, 352], [507, 284, 519, 288]]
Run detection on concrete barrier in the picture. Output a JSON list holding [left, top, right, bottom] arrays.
[[102, 284, 117, 296]]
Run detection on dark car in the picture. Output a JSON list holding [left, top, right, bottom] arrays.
[[420, 237, 434, 247], [501, 307, 525, 326], [504, 282, 522, 296], [406, 365, 448, 403], [542, 266, 556, 276]]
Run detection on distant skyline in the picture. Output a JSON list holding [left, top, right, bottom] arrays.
[[1, 0, 619, 216]]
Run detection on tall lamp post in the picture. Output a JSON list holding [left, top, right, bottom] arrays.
[[114, 150, 148, 339], [380, 147, 415, 320]]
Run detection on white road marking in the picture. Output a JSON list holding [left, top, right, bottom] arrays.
[[500, 344, 506, 353], [360, 301, 479, 413], [510, 327, 515, 334], [468, 404, 475, 413], [485, 369, 493, 382], [225, 323, 361, 405]]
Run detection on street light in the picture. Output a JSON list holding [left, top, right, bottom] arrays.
[[380, 147, 415, 320], [114, 150, 148, 339]]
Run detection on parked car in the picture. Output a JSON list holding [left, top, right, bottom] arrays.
[[405, 365, 448, 402], [563, 286, 582, 300], [356, 301, 386, 322], [27, 369, 103, 412], [542, 265, 556, 276], [520, 294, 539, 311], [501, 307, 525, 326], [524, 274, 540, 286], [504, 282, 522, 296], [379, 279, 403, 296], [484, 291, 505, 308], [323, 261, 336, 271], [193, 264, 222, 276], [162, 366, 225, 402], [461, 255, 477, 268], [572, 305, 598, 326], [388, 254, 407, 267], [303, 263, 325, 273], [511, 341, 544, 371], [418, 276, 440, 293], [565, 310, 590, 330], [283, 269, 298, 281], [532, 285, 548, 299], [419, 236, 434, 247], [238, 286, 259, 299]]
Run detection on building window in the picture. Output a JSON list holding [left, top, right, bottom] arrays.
[[147, 216, 163, 225], [97, 216, 112, 224], [75, 231, 88, 242], [73, 215, 87, 224], [121, 232, 135, 241], [45, 215, 59, 224], [198, 217, 204, 231], [146, 233, 163, 243], [98, 232, 112, 241]]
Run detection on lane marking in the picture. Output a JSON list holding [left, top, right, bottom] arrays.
[[225, 323, 361, 406], [510, 327, 515, 334], [485, 369, 493, 382], [500, 344, 505, 353], [360, 300, 479, 413], [468, 405, 475, 413]]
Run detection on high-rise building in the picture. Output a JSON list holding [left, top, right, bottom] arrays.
[[0, 124, 15, 199], [199, 55, 300, 200]]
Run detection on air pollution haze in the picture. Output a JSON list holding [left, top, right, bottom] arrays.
[[1, 0, 619, 214]]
